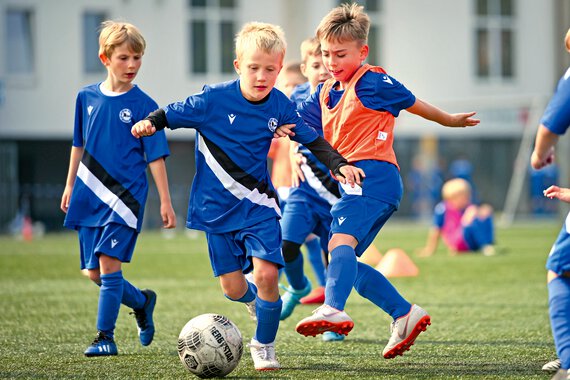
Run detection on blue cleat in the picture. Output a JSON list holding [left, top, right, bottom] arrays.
[[322, 331, 346, 342], [84, 331, 118, 357], [131, 289, 156, 346], [279, 280, 311, 320]]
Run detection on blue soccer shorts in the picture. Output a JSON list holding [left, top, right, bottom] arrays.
[[77, 223, 138, 270], [205, 217, 284, 277], [330, 194, 397, 257], [547, 212, 570, 275], [463, 215, 495, 251], [281, 200, 332, 252]]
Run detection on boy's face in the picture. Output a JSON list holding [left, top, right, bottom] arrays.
[[301, 54, 331, 90], [320, 39, 368, 85], [100, 42, 142, 87], [234, 49, 283, 102]]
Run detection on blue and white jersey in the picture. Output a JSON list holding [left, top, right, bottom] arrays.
[[541, 66, 570, 135], [64, 83, 169, 232], [163, 79, 320, 233]]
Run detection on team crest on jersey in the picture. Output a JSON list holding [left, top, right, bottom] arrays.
[[267, 118, 278, 132], [119, 108, 132, 123]]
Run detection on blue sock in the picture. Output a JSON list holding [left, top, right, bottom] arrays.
[[254, 297, 282, 344], [93, 277, 145, 309], [225, 280, 258, 303], [305, 237, 326, 287], [548, 276, 570, 369], [97, 271, 124, 338], [354, 262, 412, 320], [284, 253, 308, 290], [325, 245, 357, 310]]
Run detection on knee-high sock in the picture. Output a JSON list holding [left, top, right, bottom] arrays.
[[305, 237, 326, 287], [94, 277, 146, 309], [548, 276, 570, 369], [284, 253, 308, 290], [325, 245, 357, 311], [225, 280, 258, 303], [254, 297, 282, 344], [354, 262, 411, 320], [97, 271, 124, 337]]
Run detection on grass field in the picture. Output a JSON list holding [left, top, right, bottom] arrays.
[[0, 221, 563, 379]]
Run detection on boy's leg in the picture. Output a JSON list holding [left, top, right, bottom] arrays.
[[305, 235, 327, 287], [280, 240, 311, 320], [549, 275, 570, 372]]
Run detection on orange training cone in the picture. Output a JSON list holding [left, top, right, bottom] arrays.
[[375, 248, 419, 278], [358, 244, 383, 267], [22, 216, 33, 242]]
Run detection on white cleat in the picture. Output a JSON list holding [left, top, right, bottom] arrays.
[[295, 304, 354, 337], [543, 359, 562, 373], [248, 339, 280, 371], [382, 304, 431, 359]]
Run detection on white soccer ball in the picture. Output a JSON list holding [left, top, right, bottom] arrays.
[[177, 313, 243, 378]]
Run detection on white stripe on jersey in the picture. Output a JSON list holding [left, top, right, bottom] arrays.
[[198, 136, 281, 216], [76, 162, 138, 229], [300, 162, 339, 206], [565, 211, 570, 234]]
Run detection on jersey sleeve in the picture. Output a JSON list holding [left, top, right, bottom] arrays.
[[540, 68, 570, 135], [140, 99, 170, 162], [163, 86, 210, 131], [280, 95, 319, 145], [297, 86, 323, 133], [72, 93, 84, 147], [357, 72, 416, 117], [433, 202, 446, 229]]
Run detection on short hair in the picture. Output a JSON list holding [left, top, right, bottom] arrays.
[[300, 37, 322, 63], [98, 20, 146, 58], [441, 178, 471, 201], [235, 22, 287, 60], [282, 61, 303, 76], [316, 3, 370, 46]]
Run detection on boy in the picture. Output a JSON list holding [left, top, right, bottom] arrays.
[[417, 178, 495, 257], [130, 22, 363, 371], [294, 3, 479, 359], [60, 21, 176, 357], [530, 27, 570, 380]]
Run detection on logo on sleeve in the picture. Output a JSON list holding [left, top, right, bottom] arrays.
[[337, 217, 347, 225], [382, 75, 393, 85], [87, 105, 94, 116], [377, 131, 388, 141], [111, 239, 119, 248], [228, 114, 236, 124], [119, 108, 132, 123], [267, 118, 278, 132]]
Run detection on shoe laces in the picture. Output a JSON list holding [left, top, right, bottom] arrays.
[[130, 308, 148, 329], [92, 331, 112, 344], [248, 342, 275, 361]]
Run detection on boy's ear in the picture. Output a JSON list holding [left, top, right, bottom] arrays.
[[300, 63, 307, 77], [359, 44, 369, 62], [233, 59, 240, 75], [99, 53, 110, 66]]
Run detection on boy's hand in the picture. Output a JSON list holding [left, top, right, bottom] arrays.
[[274, 123, 296, 138], [337, 165, 365, 187], [544, 185, 570, 203], [448, 112, 480, 127], [160, 203, 177, 229], [131, 120, 156, 138]]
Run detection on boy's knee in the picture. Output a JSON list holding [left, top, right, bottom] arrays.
[[84, 269, 101, 285], [252, 263, 279, 291], [478, 204, 493, 218]]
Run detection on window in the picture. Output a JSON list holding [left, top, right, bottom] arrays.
[[188, 0, 237, 75], [83, 12, 107, 74], [337, 0, 383, 65], [5, 9, 34, 75], [474, 0, 515, 80]]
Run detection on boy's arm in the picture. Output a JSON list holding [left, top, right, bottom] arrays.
[[132, 109, 167, 138], [60, 146, 84, 213], [416, 227, 441, 257], [148, 157, 176, 229], [530, 125, 558, 170], [406, 98, 480, 128], [544, 185, 570, 203]]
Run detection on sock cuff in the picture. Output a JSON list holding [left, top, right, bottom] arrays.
[[100, 270, 123, 281], [331, 245, 355, 256]]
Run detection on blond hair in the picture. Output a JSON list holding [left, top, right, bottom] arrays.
[[98, 20, 146, 58], [235, 22, 287, 60], [316, 3, 369, 46], [441, 178, 471, 201], [300, 37, 322, 63]]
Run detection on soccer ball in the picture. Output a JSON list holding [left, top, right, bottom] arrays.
[[177, 313, 243, 378]]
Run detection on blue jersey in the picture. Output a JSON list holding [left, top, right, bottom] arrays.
[[64, 83, 170, 232], [541, 67, 570, 135], [299, 70, 415, 207], [163, 79, 320, 233], [290, 82, 311, 106]]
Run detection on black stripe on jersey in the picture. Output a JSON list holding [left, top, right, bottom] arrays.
[[304, 154, 341, 199], [201, 135, 279, 205], [81, 150, 141, 218]]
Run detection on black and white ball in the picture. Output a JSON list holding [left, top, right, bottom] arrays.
[[177, 314, 243, 378]]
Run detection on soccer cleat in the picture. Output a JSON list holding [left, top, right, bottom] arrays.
[[543, 359, 562, 373], [295, 304, 354, 337], [300, 286, 325, 305], [84, 331, 118, 357], [248, 338, 280, 371], [279, 280, 311, 320], [322, 331, 346, 342], [382, 304, 431, 359], [245, 299, 257, 322], [131, 289, 157, 346], [551, 369, 569, 380]]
